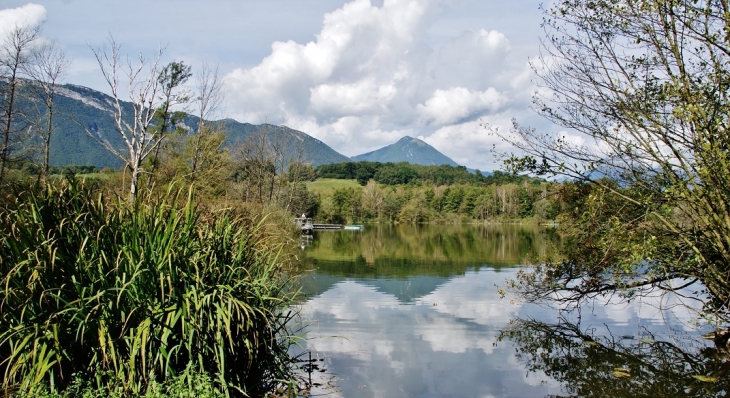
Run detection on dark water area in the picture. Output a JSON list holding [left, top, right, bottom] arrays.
[[292, 224, 727, 398]]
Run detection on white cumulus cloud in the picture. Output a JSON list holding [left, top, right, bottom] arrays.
[[417, 86, 506, 125], [310, 79, 397, 117], [222, 0, 541, 169], [0, 3, 46, 39]]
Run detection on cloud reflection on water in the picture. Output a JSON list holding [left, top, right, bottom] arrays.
[[298, 268, 559, 397], [294, 225, 711, 397]]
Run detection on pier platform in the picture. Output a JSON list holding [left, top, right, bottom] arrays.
[[294, 218, 342, 232]]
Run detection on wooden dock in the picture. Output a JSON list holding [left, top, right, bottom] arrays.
[[312, 223, 342, 230], [294, 218, 342, 232]]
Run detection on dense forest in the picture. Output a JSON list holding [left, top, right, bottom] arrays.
[[315, 161, 541, 186], [310, 162, 559, 225]]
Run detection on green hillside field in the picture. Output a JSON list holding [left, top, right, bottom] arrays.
[[306, 178, 362, 196]]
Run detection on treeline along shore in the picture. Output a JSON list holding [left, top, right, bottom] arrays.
[[309, 161, 563, 225]]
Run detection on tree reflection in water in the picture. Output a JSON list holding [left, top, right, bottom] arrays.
[[498, 316, 730, 397]]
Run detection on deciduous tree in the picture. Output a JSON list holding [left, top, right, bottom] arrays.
[[147, 60, 191, 180], [187, 61, 223, 185], [496, 0, 730, 321]]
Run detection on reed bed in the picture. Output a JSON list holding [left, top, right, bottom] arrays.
[[0, 180, 300, 397]]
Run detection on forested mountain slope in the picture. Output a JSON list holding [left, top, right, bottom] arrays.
[[13, 82, 350, 169]]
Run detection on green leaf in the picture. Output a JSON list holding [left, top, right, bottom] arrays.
[[692, 375, 718, 383], [612, 369, 631, 378]]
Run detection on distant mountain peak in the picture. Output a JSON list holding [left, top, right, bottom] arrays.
[[351, 135, 458, 166]]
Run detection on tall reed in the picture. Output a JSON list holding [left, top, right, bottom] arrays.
[[0, 179, 299, 396]]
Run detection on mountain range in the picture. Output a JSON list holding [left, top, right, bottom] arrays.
[[17, 82, 461, 170]]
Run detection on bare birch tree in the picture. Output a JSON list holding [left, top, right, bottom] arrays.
[[187, 61, 225, 184], [194, 61, 224, 130], [0, 25, 40, 184], [24, 40, 70, 179], [88, 36, 184, 200]]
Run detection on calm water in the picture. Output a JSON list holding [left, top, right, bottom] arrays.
[[292, 225, 725, 398]]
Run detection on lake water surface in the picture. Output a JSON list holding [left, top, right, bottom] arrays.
[[292, 224, 725, 397]]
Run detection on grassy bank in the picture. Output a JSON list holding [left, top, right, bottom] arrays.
[[0, 180, 301, 397]]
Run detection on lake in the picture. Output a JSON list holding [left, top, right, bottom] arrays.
[[291, 224, 725, 397]]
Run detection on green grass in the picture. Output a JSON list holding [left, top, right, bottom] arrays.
[[0, 179, 301, 397], [306, 178, 362, 195]]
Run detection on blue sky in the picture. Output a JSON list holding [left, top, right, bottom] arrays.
[[1, 1, 560, 171]]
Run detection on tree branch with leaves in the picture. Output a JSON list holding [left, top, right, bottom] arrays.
[[493, 0, 730, 322]]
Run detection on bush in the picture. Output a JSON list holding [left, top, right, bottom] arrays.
[[0, 180, 299, 396]]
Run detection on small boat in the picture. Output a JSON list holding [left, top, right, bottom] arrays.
[[343, 225, 364, 231]]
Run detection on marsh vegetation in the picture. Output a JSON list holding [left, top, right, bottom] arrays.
[[0, 180, 302, 397]]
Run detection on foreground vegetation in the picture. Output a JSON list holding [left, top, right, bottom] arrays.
[[0, 159, 565, 396], [0, 179, 301, 397]]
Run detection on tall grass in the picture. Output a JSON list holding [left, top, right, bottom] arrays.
[[0, 179, 300, 397]]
